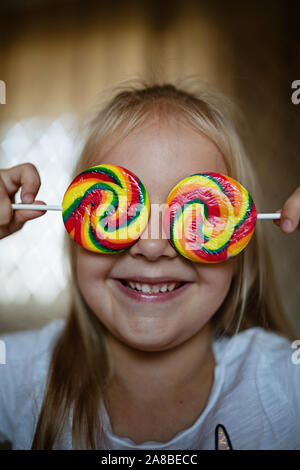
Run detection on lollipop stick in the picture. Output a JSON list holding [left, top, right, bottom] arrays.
[[257, 213, 281, 220], [10, 205, 282, 219], [11, 203, 62, 211]]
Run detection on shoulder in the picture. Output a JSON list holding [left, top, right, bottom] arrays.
[[0, 318, 66, 444], [0, 318, 66, 366], [215, 326, 293, 367], [0, 318, 66, 389], [215, 326, 300, 417], [239, 327, 295, 379]]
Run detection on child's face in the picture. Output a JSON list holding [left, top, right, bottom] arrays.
[[76, 118, 236, 351]]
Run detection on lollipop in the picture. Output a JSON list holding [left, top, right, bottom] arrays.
[[163, 172, 258, 263], [11, 170, 281, 261], [61, 164, 150, 254]]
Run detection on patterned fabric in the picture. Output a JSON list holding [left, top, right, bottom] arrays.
[[215, 424, 233, 450]]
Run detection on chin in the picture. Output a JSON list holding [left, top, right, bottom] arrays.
[[113, 324, 182, 352], [124, 339, 179, 353]]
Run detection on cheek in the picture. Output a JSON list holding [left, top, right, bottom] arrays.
[[196, 260, 234, 306], [75, 250, 114, 298], [75, 252, 118, 324]]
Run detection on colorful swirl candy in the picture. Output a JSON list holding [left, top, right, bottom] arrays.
[[163, 172, 257, 263], [62, 164, 150, 254]]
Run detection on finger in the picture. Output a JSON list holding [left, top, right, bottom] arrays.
[[279, 186, 300, 233], [0, 174, 13, 226], [1, 163, 41, 203], [273, 209, 281, 227], [0, 200, 46, 240], [9, 200, 47, 233]]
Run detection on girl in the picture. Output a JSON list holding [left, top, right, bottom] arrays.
[[0, 80, 299, 450]]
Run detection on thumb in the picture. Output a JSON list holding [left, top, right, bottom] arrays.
[[12, 200, 47, 230], [273, 208, 282, 227]]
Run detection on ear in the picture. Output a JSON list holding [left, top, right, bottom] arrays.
[[215, 424, 233, 450]]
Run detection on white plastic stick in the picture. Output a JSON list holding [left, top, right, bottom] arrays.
[[11, 203, 62, 211], [257, 213, 281, 220], [11, 203, 282, 219]]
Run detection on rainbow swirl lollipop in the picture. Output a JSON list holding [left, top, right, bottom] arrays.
[[163, 172, 257, 263], [62, 164, 150, 254]]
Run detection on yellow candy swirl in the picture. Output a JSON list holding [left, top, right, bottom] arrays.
[[62, 164, 150, 254], [163, 172, 257, 263]]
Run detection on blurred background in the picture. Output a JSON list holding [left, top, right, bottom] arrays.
[[0, 0, 299, 335]]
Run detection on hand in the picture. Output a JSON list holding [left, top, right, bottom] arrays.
[[0, 163, 46, 240], [273, 186, 300, 233]]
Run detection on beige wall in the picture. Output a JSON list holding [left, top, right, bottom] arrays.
[[0, 0, 299, 334], [0, 2, 236, 121]]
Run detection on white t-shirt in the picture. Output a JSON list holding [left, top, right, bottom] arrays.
[[0, 318, 299, 450]]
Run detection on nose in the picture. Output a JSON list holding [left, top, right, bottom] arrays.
[[128, 204, 178, 261], [129, 237, 177, 261]]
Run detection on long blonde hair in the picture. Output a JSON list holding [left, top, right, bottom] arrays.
[[31, 78, 295, 449]]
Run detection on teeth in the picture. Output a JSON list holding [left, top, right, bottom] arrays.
[[123, 281, 181, 293], [141, 284, 151, 293]]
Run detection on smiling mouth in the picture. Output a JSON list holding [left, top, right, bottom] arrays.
[[112, 278, 191, 302], [119, 279, 185, 294]]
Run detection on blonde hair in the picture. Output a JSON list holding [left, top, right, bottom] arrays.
[[31, 78, 295, 449]]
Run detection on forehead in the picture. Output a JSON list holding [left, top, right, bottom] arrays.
[[94, 119, 228, 202]]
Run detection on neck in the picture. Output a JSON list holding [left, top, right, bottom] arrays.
[[103, 322, 215, 405]]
